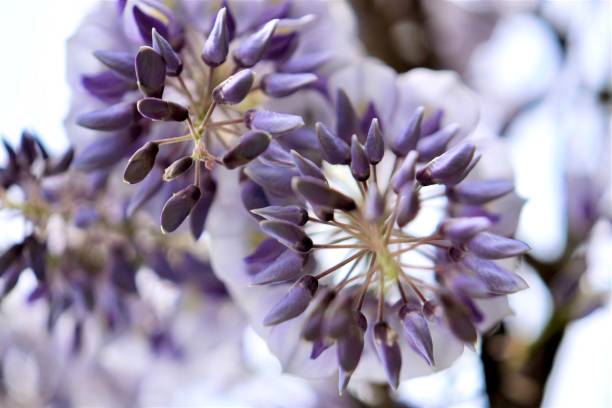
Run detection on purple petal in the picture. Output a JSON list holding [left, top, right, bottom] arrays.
[[448, 180, 514, 205], [135, 46, 166, 98], [461, 253, 529, 294], [126, 166, 164, 216], [76, 102, 139, 131], [396, 185, 420, 227], [442, 217, 492, 242], [315, 122, 350, 165], [73, 130, 140, 172], [262, 73, 317, 98], [335, 89, 358, 144], [152, 28, 182, 76], [468, 232, 530, 259], [391, 150, 418, 193], [245, 109, 304, 134], [416, 143, 476, 186], [160, 184, 201, 233], [251, 249, 306, 285], [373, 321, 402, 389], [291, 150, 326, 181], [280, 51, 331, 73], [350, 135, 370, 182], [416, 123, 459, 162], [132, 4, 169, 44], [391, 106, 424, 157], [137, 97, 188, 122], [202, 7, 229, 67], [260, 220, 312, 253], [263, 275, 318, 325], [190, 167, 216, 240], [365, 118, 384, 164], [399, 306, 434, 366], [81, 71, 133, 103], [251, 205, 308, 226], [223, 130, 271, 169], [93, 50, 136, 81], [233, 19, 278, 68], [213, 69, 254, 105], [292, 176, 356, 212]]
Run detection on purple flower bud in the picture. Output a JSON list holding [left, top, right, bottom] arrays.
[[263, 275, 318, 326], [391, 106, 424, 157], [76, 102, 139, 131], [163, 156, 193, 181], [135, 46, 166, 98], [137, 98, 189, 121], [280, 51, 331, 73], [190, 167, 216, 240], [392, 150, 419, 193], [0, 243, 23, 276], [399, 305, 434, 366], [222, 130, 271, 169], [359, 102, 380, 137], [365, 185, 385, 222], [45, 148, 74, 176], [416, 143, 476, 186], [397, 185, 420, 227], [421, 109, 444, 137], [93, 50, 136, 81], [213, 69, 254, 105], [234, 19, 278, 67], [251, 205, 308, 226], [460, 253, 529, 295], [160, 184, 201, 233], [123, 141, 159, 184], [302, 289, 336, 341], [292, 176, 356, 212], [290, 150, 326, 181], [316, 122, 350, 165], [326, 293, 358, 338], [202, 8, 230, 67], [440, 293, 477, 344], [441, 217, 492, 242], [350, 135, 370, 182], [260, 220, 313, 253], [467, 232, 530, 259], [373, 321, 402, 389], [245, 109, 304, 134], [417, 123, 459, 162], [447, 180, 514, 205], [365, 118, 384, 164], [251, 249, 306, 285], [335, 89, 358, 144], [23, 235, 46, 282], [337, 322, 365, 394], [262, 73, 317, 97], [152, 28, 182, 76]]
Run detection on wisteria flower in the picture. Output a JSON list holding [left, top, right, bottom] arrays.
[[65, 0, 358, 238], [207, 59, 529, 392]]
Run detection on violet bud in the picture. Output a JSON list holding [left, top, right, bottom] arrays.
[[392, 150, 419, 193], [251, 205, 308, 226], [244, 159, 297, 197], [0, 243, 23, 276], [251, 249, 306, 285], [290, 150, 326, 181], [440, 293, 477, 344], [263, 275, 318, 325], [460, 253, 528, 295], [261, 73, 317, 98], [441, 217, 492, 242], [190, 167, 216, 240], [222, 130, 271, 169], [163, 156, 193, 181], [76, 102, 139, 131], [416, 143, 476, 186], [202, 7, 229, 67], [93, 50, 136, 81], [24, 235, 46, 282], [152, 28, 182, 76], [137, 97, 189, 121], [245, 109, 304, 134], [391, 106, 424, 157], [234, 19, 278, 67], [447, 180, 514, 205], [260, 220, 313, 253], [467, 232, 530, 259], [416, 123, 459, 162], [132, 4, 169, 45], [399, 305, 434, 366], [365, 185, 385, 223], [135, 46, 166, 98], [373, 321, 402, 389], [123, 141, 159, 184], [337, 322, 365, 394], [365, 118, 384, 164], [421, 109, 444, 137], [326, 294, 357, 338], [396, 185, 420, 227], [213, 69, 254, 105], [126, 166, 163, 216], [350, 135, 370, 182], [335, 89, 359, 144], [316, 122, 351, 165], [160, 184, 201, 233], [292, 176, 356, 212], [45, 147, 74, 176], [75, 130, 138, 172]]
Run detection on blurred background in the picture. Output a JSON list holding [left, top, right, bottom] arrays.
[[0, 0, 610, 407]]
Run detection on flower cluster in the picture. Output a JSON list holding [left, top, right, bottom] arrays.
[[72, 1, 335, 237], [240, 90, 529, 391], [0, 132, 226, 353]]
